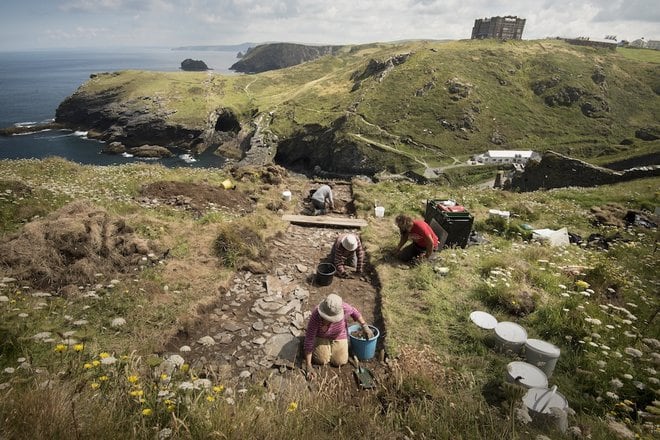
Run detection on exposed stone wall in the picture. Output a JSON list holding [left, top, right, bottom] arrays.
[[508, 151, 660, 191]]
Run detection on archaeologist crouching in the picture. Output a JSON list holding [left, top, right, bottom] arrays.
[[395, 214, 438, 264], [303, 294, 373, 379], [332, 233, 365, 278]]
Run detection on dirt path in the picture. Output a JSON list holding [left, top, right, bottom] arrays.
[[164, 181, 385, 392]]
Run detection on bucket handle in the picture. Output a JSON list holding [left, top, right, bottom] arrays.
[[538, 385, 557, 413]]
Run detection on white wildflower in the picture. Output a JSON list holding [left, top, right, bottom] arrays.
[[3, 368, 15, 374], [597, 360, 607, 368], [111, 317, 126, 328], [624, 347, 643, 358], [649, 378, 660, 385], [610, 378, 623, 389], [178, 381, 194, 391], [643, 367, 656, 375], [623, 374, 633, 380], [605, 392, 619, 400], [642, 338, 660, 349], [193, 378, 212, 389], [198, 336, 215, 346], [101, 356, 117, 365], [167, 354, 185, 367]]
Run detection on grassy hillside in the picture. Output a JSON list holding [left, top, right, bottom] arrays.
[[67, 39, 659, 173], [0, 158, 658, 439]]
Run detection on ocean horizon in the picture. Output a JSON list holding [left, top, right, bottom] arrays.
[[0, 47, 241, 168]]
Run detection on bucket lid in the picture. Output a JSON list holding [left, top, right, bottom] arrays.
[[523, 387, 568, 414], [495, 322, 527, 343], [469, 311, 498, 329], [506, 361, 548, 389], [525, 339, 561, 357]]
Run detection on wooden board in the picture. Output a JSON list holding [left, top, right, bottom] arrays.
[[282, 214, 368, 228]]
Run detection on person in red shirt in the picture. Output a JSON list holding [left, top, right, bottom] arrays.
[[395, 214, 438, 263]]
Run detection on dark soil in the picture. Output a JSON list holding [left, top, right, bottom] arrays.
[[139, 181, 255, 213]]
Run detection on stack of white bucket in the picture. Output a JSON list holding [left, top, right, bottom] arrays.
[[470, 311, 568, 432]]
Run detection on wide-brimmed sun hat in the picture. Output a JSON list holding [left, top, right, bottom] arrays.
[[341, 234, 358, 251], [318, 294, 344, 322]]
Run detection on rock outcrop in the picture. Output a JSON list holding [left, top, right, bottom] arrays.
[[180, 59, 209, 71], [508, 151, 660, 191], [230, 43, 344, 73]]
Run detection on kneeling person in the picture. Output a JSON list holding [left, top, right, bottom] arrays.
[[332, 233, 365, 278], [304, 294, 373, 378]]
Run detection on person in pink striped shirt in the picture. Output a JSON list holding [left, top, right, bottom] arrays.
[[332, 233, 365, 278], [303, 294, 374, 379]]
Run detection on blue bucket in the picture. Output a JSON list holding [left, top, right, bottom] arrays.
[[348, 324, 379, 360]]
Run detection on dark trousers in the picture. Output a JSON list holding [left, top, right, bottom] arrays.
[[399, 243, 426, 262]]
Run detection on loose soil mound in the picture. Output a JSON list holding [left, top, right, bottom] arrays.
[[0, 201, 160, 291], [139, 181, 254, 213]]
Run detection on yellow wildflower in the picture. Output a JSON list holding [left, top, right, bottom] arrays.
[[180, 364, 189, 373], [90, 382, 100, 390], [128, 375, 139, 383], [213, 385, 225, 393], [141, 408, 153, 416], [206, 395, 216, 402], [73, 343, 84, 352], [92, 360, 100, 367], [166, 405, 175, 412], [287, 402, 298, 413], [575, 280, 590, 290], [83, 363, 93, 369], [54, 344, 67, 353], [99, 352, 110, 359], [160, 373, 168, 381], [129, 390, 144, 397], [98, 375, 109, 382]]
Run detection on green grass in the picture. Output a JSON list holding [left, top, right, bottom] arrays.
[[1, 158, 659, 439]]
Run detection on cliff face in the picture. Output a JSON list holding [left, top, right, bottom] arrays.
[[55, 84, 203, 149], [508, 151, 660, 191], [230, 43, 344, 73]]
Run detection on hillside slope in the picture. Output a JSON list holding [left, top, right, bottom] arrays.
[[54, 39, 660, 175]]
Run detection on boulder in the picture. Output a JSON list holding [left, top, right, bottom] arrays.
[[180, 59, 209, 71], [128, 145, 173, 158]]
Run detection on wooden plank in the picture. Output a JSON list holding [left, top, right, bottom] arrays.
[[282, 214, 368, 228]]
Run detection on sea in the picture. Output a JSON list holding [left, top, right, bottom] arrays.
[[0, 47, 241, 168]]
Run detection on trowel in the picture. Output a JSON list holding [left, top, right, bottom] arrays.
[[351, 355, 375, 389]]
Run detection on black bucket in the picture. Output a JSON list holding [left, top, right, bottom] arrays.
[[316, 263, 336, 286]]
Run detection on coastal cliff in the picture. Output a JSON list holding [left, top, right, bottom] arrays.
[[53, 39, 660, 175]]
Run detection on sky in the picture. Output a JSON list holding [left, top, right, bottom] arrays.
[[0, 0, 658, 51]]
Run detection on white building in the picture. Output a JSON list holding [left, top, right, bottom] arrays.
[[473, 150, 540, 165]]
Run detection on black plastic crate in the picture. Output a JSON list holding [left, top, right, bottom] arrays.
[[424, 201, 473, 248]]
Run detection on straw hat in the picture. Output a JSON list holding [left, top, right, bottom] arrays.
[[318, 294, 344, 322]]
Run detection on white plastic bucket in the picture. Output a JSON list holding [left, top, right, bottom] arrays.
[[282, 190, 292, 202], [524, 339, 561, 377], [374, 206, 385, 218], [469, 311, 498, 330], [506, 361, 548, 389], [523, 386, 568, 415], [494, 321, 527, 354]]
